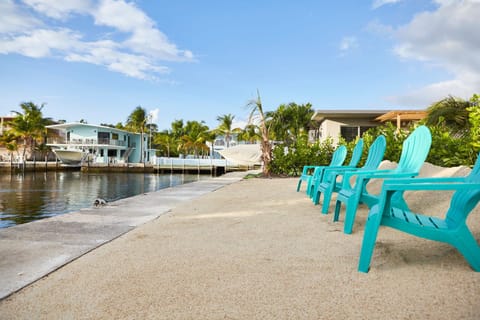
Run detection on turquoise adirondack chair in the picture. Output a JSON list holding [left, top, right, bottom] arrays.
[[358, 153, 480, 272], [307, 139, 365, 199], [312, 135, 386, 214], [334, 125, 432, 234], [296, 144, 348, 193]]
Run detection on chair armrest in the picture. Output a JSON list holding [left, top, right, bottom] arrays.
[[343, 169, 418, 181], [383, 177, 466, 185], [324, 166, 357, 172], [323, 166, 358, 177], [383, 181, 480, 192]]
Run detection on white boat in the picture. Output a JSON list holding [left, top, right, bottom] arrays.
[[52, 149, 85, 165]]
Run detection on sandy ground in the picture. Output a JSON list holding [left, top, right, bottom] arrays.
[[1, 162, 479, 319]]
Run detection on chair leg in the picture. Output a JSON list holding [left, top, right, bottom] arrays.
[[358, 208, 383, 273], [309, 169, 325, 198], [452, 226, 480, 272], [296, 179, 302, 192], [343, 196, 361, 234], [333, 200, 342, 222], [312, 188, 320, 205], [305, 176, 312, 195], [308, 181, 315, 198], [321, 184, 336, 214]]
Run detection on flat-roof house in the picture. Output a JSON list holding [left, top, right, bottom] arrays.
[[310, 109, 427, 144]]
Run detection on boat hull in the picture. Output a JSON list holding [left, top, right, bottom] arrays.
[[52, 149, 84, 165]]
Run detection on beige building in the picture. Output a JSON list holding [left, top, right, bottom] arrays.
[[309, 109, 427, 144]]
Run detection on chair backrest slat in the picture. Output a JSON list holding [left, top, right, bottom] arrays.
[[347, 139, 364, 167], [395, 125, 432, 174], [329, 145, 347, 166], [361, 136, 386, 170]]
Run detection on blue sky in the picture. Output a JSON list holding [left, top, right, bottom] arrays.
[[1, 0, 479, 131]]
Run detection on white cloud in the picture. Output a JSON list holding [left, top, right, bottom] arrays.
[[94, 0, 152, 32], [0, 28, 82, 58], [66, 44, 170, 80], [232, 119, 249, 130], [148, 108, 160, 123], [386, 79, 478, 107], [339, 36, 358, 55], [372, 0, 402, 10], [0, 0, 42, 32], [93, 0, 194, 62], [22, 0, 93, 20], [0, 0, 194, 80], [387, 1, 480, 106]]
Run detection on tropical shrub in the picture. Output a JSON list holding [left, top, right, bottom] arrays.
[[269, 135, 335, 176], [426, 125, 475, 167]]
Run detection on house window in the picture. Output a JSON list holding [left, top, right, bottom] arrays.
[[360, 126, 375, 136], [340, 126, 359, 142], [112, 133, 119, 140], [340, 126, 375, 142], [98, 132, 109, 144]]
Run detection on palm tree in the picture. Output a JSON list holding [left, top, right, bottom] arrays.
[[267, 102, 315, 145], [289, 102, 315, 140], [178, 120, 210, 157], [9, 102, 50, 162], [154, 132, 177, 157], [216, 114, 237, 148], [247, 90, 272, 176], [425, 95, 471, 136], [126, 106, 148, 162], [238, 124, 260, 144], [170, 119, 186, 139]]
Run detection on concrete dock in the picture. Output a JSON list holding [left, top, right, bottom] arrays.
[[0, 171, 250, 300]]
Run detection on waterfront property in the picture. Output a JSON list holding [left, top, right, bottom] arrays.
[[46, 123, 155, 165]]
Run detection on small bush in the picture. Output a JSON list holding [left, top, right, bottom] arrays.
[[269, 135, 335, 176]]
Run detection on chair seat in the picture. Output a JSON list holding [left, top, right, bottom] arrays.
[[388, 207, 447, 230]]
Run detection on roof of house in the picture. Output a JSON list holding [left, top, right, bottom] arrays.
[[312, 109, 427, 123], [312, 110, 390, 122], [46, 122, 138, 135]]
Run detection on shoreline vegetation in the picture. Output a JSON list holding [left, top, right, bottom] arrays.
[[1, 94, 479, 179]]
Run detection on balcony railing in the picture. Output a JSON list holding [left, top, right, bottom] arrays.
[[47, 138, 129, 147]]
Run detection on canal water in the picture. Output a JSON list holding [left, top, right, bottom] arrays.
[[0, 171, 206, 229]]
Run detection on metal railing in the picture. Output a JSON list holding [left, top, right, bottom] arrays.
[[47, 138, 129, 147]]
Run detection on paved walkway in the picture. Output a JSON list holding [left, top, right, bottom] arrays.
[[0, 171, 249, 300]]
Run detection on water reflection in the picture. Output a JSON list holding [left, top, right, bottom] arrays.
[[0, 172, 202, 229]]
